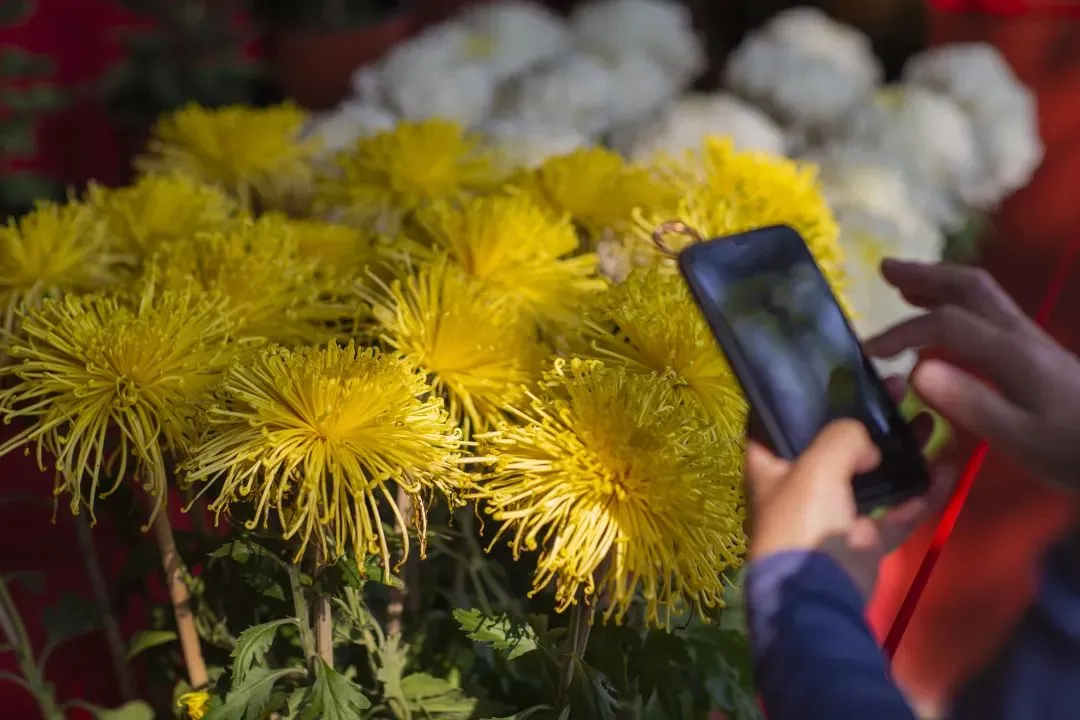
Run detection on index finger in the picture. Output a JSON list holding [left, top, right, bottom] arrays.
[[880, 259, 1026, 330]]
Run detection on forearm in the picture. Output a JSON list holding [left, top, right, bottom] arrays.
[[747, 551, 917, 720]]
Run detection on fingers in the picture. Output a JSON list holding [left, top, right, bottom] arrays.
[[864, 306, 1029, 398], [793, 419, 882, 482], [911, 359, 1035, 454], [744, 440, 790, 503], [879, 259, 1026, 328], [883, 375, 906, 403], [868, 463, 959, 553]]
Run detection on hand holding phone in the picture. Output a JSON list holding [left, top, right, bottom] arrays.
[[678, 225, 930, 514]]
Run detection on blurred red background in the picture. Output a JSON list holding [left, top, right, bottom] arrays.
[[4, 0, 1080, 717]]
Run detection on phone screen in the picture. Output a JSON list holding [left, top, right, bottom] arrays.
[[678, 225, 929, 512]]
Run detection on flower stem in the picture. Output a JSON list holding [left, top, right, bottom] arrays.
[[287, 562, 316, 668], [150, 509, 208, 689], [385, 486, 411, 638], [312, 547, 333, 669], [557, 600, 594, 713], [74, 513, 136, 700], [0, 575, 64, 719]]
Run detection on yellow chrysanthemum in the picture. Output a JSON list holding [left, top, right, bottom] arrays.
[[136, 103, 318, 211], [183, 342, 466, 571], [0, 201, 129, 331], [582, 267, 746, 438], [360, 253, 547, 433], [475, 359, 745, 626], [0, 280, 237, 524], [266, 214, 377, 279], [147, 216, 351, 346], [412, 194, 606, 327], [637, 137, 846, 291], [177, 690, 210, 720], [87, 174, 239, 258], [514, 147, 681, 240], [314, 119, 498, 232]]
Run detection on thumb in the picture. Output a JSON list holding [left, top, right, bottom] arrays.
[[911, 360, 1033, 454], [793, 419, 882, 486], [745, 440, 790, 504]]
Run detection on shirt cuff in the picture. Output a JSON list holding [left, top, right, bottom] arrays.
[[745, 550, 868, 666]]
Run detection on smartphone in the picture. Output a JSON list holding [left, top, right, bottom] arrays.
[[677, 224, 930, 514]]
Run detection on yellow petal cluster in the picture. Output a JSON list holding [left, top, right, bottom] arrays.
[[0, 279, 237, 524], [0, 201, 129, 331], [146, 215, 351, 346], [474, 359, 745, 627], [314, 119, 498, 232], [136, 103, 319, 212], [87, 174, 240, 259], [412, 194, 606, 328], [361, 253, 546, 434], [183, 342, 466, 570]]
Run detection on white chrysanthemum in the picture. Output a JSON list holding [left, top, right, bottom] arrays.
[[835, 86, 979, 231], [571, 0, 704, 84], [603, 53, 679, 128], [377, 23, 497, 126], [804, 146, 944, 376], [484, 120, 591, 171], [303, 101, 398, 157], [463, 0, 573, 80], [616, 92, 787, 160], [903, 43, 1043, 208], [499, 53, 614, 136], [724, 7, 881, 131]]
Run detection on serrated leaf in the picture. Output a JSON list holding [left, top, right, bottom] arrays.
[[297, 658, 371, 720], [205, 667, 295, 720], [127, 630, 177, 660], [454, 609, 539, 661], [400, 673, 478, 717], [91, 700, 155, 720], [231, 618, 296, 686], [636, 630, 692, 715]]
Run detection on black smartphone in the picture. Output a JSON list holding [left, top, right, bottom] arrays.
[[677, 224, 930, 514]]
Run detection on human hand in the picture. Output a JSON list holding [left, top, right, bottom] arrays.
[[746, 419, 955, 598], [865, 259, 1080, 490]]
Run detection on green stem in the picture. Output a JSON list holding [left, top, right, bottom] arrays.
[[556, 600, 594, 714], [0, 576, 64, 719], [287, 562, 316, 668]]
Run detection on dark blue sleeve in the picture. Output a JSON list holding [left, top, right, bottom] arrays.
[[746, 551, 917, 720], [951, 527, 1080, 720]]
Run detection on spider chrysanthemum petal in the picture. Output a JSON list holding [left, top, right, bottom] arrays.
[[183, 341, 467, 571], [475, 359, 745, 627], [0, 281, 238, 524]]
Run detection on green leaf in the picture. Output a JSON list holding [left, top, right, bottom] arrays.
[[297, 658, 371, 720], [5, 84, 67, 112], [0, 47, 53, 77], [454, 609, 539, 661], [231, 618, 296, 687], [42, 593, 102, 649], [92, 700, 155, 720], [400, 673, 478, 717], [0, 117, 36, 155], [126, 630, 177, 660], [0, 0, 33, 26], [636, 630, 693, 717], [204, 667, 296, 720], [209, 539, 288, 571], [567, 659, 619, 720]]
